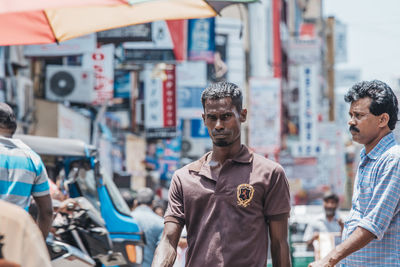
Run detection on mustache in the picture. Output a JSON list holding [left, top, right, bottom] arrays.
[[349, 125, 360, 133], [212, 130, 230, 136]]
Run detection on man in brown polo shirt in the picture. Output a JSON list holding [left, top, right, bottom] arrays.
[[152, 81, 291, 267]]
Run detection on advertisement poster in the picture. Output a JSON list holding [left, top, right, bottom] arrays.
[[144, 64, 177, 139], [293, 64, 319, 157], [188, 18, 215, 62], [83, 44, 115, 105], [248, 77, 281, 154]]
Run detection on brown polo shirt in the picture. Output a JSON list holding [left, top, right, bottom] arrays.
[[165, 145, 291, 267]]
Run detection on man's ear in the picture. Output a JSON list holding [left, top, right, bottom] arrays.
[[378, 113, 390, 128], [240, 109, 247, 122], [202, 113, 206, 122]]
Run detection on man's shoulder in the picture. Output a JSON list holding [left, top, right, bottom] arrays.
[[252, 152, 285, 172]]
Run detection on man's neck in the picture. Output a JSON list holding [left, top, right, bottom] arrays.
[[211, 142, 242, 165], [0, 129, 12, 138], [365, 129, 391, 154]]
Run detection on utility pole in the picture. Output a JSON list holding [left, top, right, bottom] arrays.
[[326, 16, 335, 121]]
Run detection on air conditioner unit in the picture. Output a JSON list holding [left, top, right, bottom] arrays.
[[46, 65, 94, 104]]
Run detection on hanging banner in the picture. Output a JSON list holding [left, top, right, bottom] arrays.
[[293, 64, 319, 157], [83, 44, 115, 105], [248, 77, 281, 154], [144, 64, 177, 139], [188, 18, 215, 63]]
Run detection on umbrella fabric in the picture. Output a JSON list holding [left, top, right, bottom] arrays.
[[0, 0, 125, 14], [0, 0, 216, 46], [0, 0, 257, 46], [207, 0, 258, 12]]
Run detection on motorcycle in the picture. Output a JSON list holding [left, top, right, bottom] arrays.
[[48, 197, 126, 267]]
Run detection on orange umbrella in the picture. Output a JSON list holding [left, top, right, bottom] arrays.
[[0, 0, 217, 45]]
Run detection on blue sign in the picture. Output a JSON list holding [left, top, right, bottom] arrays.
[[178, 86, 203, 109], [188, 18, 215, 62], [114, 70, 132, 98], [190, 119, 209, 138]]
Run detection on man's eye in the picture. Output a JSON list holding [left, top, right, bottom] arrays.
[[222, 114, 232, 120]]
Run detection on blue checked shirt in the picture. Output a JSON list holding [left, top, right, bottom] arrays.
[[341, 132, 400, 266]]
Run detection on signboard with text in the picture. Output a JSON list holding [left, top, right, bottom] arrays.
[[144, 64, 177, 139], [82, 44, 115, 105], [248, 77, 281, 154]]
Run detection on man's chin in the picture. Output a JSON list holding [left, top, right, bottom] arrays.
[[213, 140, 231, 147]]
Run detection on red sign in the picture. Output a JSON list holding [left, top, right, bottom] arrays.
[[163, 66, 176, 127]]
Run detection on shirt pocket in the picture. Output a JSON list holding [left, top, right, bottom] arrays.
[[358, 180, 374, 209]]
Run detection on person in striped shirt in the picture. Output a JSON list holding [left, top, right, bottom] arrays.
[[0, 103, 52, 238], [309, 80, 400, 266]]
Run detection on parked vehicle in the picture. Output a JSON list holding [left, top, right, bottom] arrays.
[[48, 197, 125, 267], [16, 135, 144, 267]]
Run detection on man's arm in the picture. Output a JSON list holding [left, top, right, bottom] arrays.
[[269, 216, 291, 267], [0, 259, 20, 267], [33, 194, 53, 238], [152, 222, 183, 267], [308, 227, 375, 267]]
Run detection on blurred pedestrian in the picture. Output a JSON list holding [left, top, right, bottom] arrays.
[[0, 200, 51, 267], [309, 80, 400, 266], [131, 188, 164, 267], [0, 103, 52, 238], [303, 192, 343, 252], [153, 199, 167, 217], [153, 81, 291, 267]]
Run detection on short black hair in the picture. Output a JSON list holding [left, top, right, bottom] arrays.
[[0, 103, 17, 134], [344, 80, 399, 130], [201, 81, 243, 112], [323, 191, 339, 203]]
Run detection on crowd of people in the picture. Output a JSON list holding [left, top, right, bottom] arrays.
[[0, 79, 400, 267]]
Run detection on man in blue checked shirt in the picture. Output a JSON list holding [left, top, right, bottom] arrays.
[[0, 103, 52, 238], [310, 80, 400, 267]]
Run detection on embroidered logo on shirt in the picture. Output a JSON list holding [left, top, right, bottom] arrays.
[[236, 184, 254, 207]]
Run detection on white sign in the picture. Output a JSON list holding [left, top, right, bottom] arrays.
[[288, 39, 321, 64], [335, 69, 360, 87], [123, 21, 173, 50], [24, 34, 96, 57], [143, 64, 164, 128], [58, 104, 91, 144], [83, 44, 115, 105], [296, 64, 319, 156], [176, 61, 207, 88], [335, 20, 347, 63], [248, 77, 281, 154]]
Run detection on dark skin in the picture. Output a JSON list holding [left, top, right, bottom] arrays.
[[309, 97, 390, 267], [34, 194, 54, 238], [152, 97, 291, 266], [0, 128, 53, 238]]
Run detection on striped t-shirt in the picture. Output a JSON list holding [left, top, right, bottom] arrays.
[[341, 132, 400, 266], [0, 137, 50, 210]]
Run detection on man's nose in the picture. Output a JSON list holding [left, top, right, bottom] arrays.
[[348, 116, 356, 125], [215, 119, 224, 130]]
